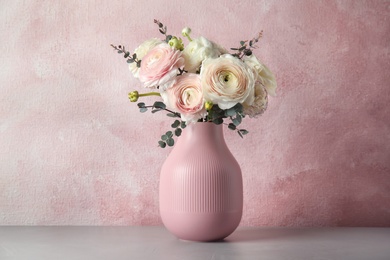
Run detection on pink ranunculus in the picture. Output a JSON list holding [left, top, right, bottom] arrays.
[[161, 73, 206, 123], [200, 54, 255, 110], [129, 38, 163, 78], [138, 43, 184, 90]]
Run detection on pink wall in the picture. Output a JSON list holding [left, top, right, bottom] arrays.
[[1, 0, 389, 226]]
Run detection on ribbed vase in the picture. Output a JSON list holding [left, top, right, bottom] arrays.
[[159, 122, 243, 242]]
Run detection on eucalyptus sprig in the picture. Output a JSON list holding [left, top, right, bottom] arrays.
[[231, 31, 263, 59], [154, 19, 172, 43], [158, 120, 187, 148], [111, 44, 141, 67], [135, 101, 186, 148], [206, 103, 249, 138]]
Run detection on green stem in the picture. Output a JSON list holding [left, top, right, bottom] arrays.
[[139, 92, 161, 98]]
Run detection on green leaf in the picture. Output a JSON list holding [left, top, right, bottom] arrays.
[[175, 128, 182, 137], [180, 121, 186, 128], [166, 138, 174, 147], [228, 123, 236, 130], [232, 115, 242, 126], [127, 58, 134, 63], [137, 102, 145, 108], [161, 134, 168, 141], [153, 101, 166, 109], [158, 141, 166, 148], [167, 113, 179, 118], [238, 130, 243, 138], [239, 129, 249, 135], [132, 53, 137, 59], [213, 118, 223, 125], [240, 41, 245, 46], [124, 52, 130, 58], [139, 107, 148, 113], [171, 120, 180, 128], [233, 103, 243, 113], [136, 60, 141, 68], [152, 109, 162, 113], [244, 49, 252, 56], [225, 108, 237, 117], [239, 46, 246, 51], [166, 131, 173, 138], [230, 48, 239, 50], [117, 50, 123, 54]]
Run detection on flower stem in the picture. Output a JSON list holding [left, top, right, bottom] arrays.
[[139, 92, 161, 98]]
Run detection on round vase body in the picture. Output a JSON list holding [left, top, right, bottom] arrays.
[[159, 122, 243, 242]]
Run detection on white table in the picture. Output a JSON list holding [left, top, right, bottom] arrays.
[[0, 226, 389, 259]]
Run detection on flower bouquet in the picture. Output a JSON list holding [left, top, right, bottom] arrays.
[[112, 20, 276, 148]]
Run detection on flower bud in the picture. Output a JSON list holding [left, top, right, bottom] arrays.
[[205, 101, 213, 111], [181, 27, 192, 41], [128, 91, 139, 102], [168, 36, 184, 51]]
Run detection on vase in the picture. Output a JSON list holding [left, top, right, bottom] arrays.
[[159, 122, 243, 242]]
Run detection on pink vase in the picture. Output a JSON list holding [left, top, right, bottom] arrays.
[[159, 122, 243, 241]]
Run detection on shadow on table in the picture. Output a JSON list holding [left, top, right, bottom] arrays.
[[224, 227, 324, 242]]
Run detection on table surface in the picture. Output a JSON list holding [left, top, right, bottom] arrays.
[[0, 226, 389, 260]]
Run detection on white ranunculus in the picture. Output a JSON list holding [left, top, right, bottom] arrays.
[[201, 54, 255, 110], [129, 38, 163, 78], [243, 55, 277, 96], [182, 37, 227, 73]]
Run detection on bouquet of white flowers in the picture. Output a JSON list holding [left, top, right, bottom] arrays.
[[112, 20, 277, 148]]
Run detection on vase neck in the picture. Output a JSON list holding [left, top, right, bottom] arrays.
[[178, 122, 225, 146]]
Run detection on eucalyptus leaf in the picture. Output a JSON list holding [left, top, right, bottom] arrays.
[[167, 113, 179, 118], [225, 108, 236, 117], [228, 123, 236, 130], [166, 131, 173, 138], [161, 134, 168, 141], [180, 121, 186, 128], [239, 129, 249, 135], [171, 120, 180, 128], [137, 102, 145, 108], [153, 101, 166, 109], [175, 128, 182, 137], [139, 107, 148, 113], [166, 138, 174, 147], [213, 118, 223, 125], [232, 115, 242, 126], [158, 141, 166, 148]]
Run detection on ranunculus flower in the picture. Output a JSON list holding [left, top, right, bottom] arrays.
[[243, 81, 268, 118], [161, 73, 206, 123], [138, 43, 184, 90], [243, 55, 277, 96], [181, 37, 227, 73], [129, 38, 162, 78], [200, 54, 255, 110]]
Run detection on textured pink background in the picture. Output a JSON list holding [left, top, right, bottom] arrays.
[[1, 0, 389, 226]]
